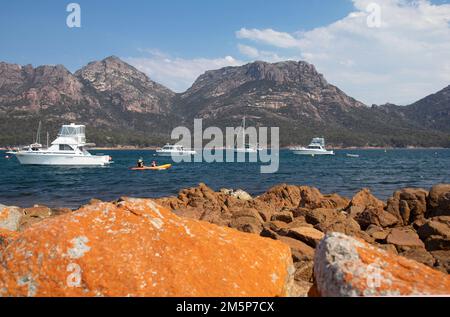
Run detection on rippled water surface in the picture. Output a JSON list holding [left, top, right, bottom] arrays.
[[1, 149, 449, 208]]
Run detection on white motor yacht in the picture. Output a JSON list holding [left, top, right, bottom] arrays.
[[9, 123, 112, 166], [290, 138, 334, 156], [156, 144, 197, 157]]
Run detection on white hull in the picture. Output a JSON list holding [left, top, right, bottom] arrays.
[[156, 151, 196, 157], [234, 148, 258, 153], [15, 152, 110, 166], [292, 149, 334, 155]]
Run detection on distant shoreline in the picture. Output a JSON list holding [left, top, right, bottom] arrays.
[[89, 146, 448, 151], [1, 146, 447, 151]]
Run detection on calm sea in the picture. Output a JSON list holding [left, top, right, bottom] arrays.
[[1, 149, 449, 208]]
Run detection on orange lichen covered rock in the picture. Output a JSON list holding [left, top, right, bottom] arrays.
[[0, 198, 295, 297], [314, 232, 450, 296], [0, 228, 18, 254]]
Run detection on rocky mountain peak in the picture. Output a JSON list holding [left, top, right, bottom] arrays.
[[401, 84, 450, 132], [177, 59, 363, 122], [0, 62, 82, 110], [75, 56, 147, 91], [244, 60, 327, 86], [75, 56, 175, 113]]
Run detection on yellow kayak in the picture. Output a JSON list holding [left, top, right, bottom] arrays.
[[130, 164, 172, 171]]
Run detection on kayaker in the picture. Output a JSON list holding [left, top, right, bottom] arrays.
[[137, 157, 144, 168], [151, 160, 157, 167]]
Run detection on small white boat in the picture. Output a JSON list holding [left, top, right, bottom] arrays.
[[290, 138, 334, 156], [346, 153, 360, 158], [234, 116, 262, 153], [9, 123, 112, 166], [156, 144, 196, 157], [234, 143, 260, 153]]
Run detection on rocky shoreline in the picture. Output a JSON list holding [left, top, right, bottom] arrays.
[[1, 183, 449, 296]]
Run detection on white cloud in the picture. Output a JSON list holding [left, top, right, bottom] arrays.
[[237, 44, 260, 58], [124, 52, 243, 92], [236, 0, 450, 105], [237, 44, 293, 62], [236, 28, 301, 49]]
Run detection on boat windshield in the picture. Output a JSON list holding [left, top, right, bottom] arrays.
[[308, 145, 322, 150], [79, 146, 90, 155]]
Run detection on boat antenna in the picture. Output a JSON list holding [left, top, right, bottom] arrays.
[[46, 131, 49, 148]]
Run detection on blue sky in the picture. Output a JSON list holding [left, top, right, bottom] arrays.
[[1, 0, 450, 105], [0, 0, 353, 69]]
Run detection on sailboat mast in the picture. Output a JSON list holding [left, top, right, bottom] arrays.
[[242, 116, 245, 147], [35, 121, 42, 144]]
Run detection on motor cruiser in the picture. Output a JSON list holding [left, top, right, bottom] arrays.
[[8, 123, 112, 166]]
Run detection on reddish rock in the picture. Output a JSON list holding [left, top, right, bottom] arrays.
[[314, 232, 450, 296], [417, 216, 450, 251], [430, 250, 450, 273], [366, 224, 384, 235], [366, 226, 390, 242], [276, 233, 315, 287], [263, 221, 290, 236], [271, 211, 294, 223], [427, 184, 450, 217], [229, 217, 263, 235], [249, 202, 274, 222], [386, 188, 428, 225], [19, 205, 55, 231], [260, 226, 278, 239], [276, 235, 315, 262], [287, 218, 312, 229], [376, 243, 398, 255], [288, 227, 325, 248], [400, 248, 435, 267], [304, 208, 344, 228], [386, 228, 425, 250], [346, 188, 385, 218], [312, 213, 374, 244], [156, 184, 262, 229], [256, 185, 348, 213], [294, 260, 314, 286], [51, 207, 72, 217], [355, 207, 399, 230], [0, 198, 296, 297], [23, 205, 52, 218], [171, 207, 205, 221], [417, 216, 450, 238], [256, 184, 302, 211], [298, 186, 348, 210], [321, 193, 350, 210], [229, 208, 264, 234]]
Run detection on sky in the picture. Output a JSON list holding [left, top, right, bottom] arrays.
[[1, 0, 450, 105]]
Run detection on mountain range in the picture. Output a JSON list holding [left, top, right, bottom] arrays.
[[0, 56, 449, 147]]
